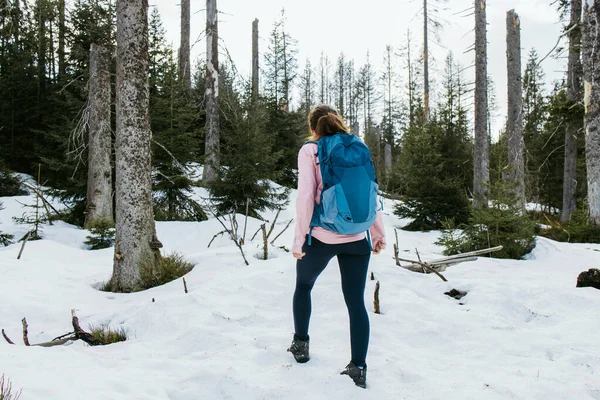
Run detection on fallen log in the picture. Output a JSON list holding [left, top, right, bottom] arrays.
[[396, 246, 504, 279]]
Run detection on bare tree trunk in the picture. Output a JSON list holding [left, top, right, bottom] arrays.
[[562, 0, 583, 222], [203, 0, 220, 183], [37, 0, 46, 96], [506, 10, 525, 210], [179, 0, 191, 91], [473, 0, 489, 208], [423, 0, 430, 121], [252, 18, 259, 101], [57, 0, 66, 79], [582, 0, 600, 225], [385, 143, 392, 175], [113, 0, 161, 292], [85, 44, 113, 229]]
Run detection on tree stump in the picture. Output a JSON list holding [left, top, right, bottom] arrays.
[[576, 268, 600, 290]]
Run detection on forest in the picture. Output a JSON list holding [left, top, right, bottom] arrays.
[[0, 0, 599, 397]]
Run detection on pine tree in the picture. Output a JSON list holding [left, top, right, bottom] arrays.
[[395, 111, 470, 231], [262, 9, 303, 188], [207, 88, 289, 218], [148, 9, 205, 222], [0, 200, 14, 246]]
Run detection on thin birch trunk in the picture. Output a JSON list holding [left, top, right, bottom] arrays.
[[179, 0, 191, 90], [506, 10, 525, 210], [562, 0, 583, 222], [582, 0, 600, 225], [113, 0, 161, 292], [252, 18, 259, 101], [203, 0, 220, 183], [85, 44, 113, 229], [473, 0, 489, 208]]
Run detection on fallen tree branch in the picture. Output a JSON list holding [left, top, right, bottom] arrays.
[[2, 328, 14, 344], [396, 255, 448, 282], [270, 219, 293, 246], [265, 209, 281, 240], [4, 310, 106, 347], [17, 231, 31, 260], [374, 281, 381, 314], [208, 230, 227, 248], [22, 318, 30, 346]]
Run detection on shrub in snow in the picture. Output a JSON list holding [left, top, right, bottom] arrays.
[[0, 374, 22, 400], [0, 201, 14, 247], [536, 202, 600, 244], [576, 269, 600, 290], [436, 180, 536, 259], [89, 324, 128, 345], [139, 252, 194, 290], [0, 166, 26, 196], [84, 219, 115, 250]]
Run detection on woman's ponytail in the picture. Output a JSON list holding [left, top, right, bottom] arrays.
[[308, 105, 350, 140]]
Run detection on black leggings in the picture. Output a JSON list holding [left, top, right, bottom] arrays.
[[293, 236, 371, 366]]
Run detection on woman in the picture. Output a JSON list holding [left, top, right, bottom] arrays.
[[288, 104, 386, 389]]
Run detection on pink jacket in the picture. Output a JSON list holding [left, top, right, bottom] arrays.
[[292, 142, 386, 254]]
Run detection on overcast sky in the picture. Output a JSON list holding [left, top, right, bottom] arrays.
[[151, 0, 566, 138]]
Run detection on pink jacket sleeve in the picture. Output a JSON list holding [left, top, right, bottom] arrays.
[[370, 211, 386, 250], [292, 145, 317, 254]]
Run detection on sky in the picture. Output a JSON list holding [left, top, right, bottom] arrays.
[[151, 0, 566, 137]]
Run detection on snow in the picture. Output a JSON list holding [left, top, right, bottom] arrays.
[[1, 179, 600, 399]]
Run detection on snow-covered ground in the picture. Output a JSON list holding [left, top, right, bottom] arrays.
[[1, 180, 600, 400]]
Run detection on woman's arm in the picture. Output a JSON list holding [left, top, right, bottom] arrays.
[[291, 144, 318, 254]]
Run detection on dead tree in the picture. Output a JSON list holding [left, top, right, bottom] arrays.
[[113, 0, 162, 292], [203, 0, 220, 183], [252, 18, 259, 101], [582, 0, 600, 225], [385, 143, 392, 176], [562, 0, 583, 223], [473, 0, 490, 208], [85, 43, 114, 229], [179, 0, 191, 91], [506, 10, 525, 210]]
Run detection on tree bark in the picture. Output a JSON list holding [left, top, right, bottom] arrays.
[[473, 0, 489, 208], [385, 143, 392, 175], [562, 0, 583, 222], [57, 0, 66, 79], [423, 0, 430, 121], [582, 0, 600, 225], [252, 18, 259, 101], [506, 10, 525, 210], [85, 44, 113, 229], [179, 0, 191, 91], [113, 0, 161, 291], [37, 0, 46, 96], [203, 0, 220, 183]]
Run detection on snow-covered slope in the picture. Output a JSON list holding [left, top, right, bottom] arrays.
[[1, 184, 599, 400]]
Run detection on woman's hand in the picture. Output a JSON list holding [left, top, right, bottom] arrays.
[[372, 241, 385, 255], [293, 252, 306, 260]]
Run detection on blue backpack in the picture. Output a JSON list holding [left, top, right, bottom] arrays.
[[305, 133, 381, 247]]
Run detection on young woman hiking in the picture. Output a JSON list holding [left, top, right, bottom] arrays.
[[288, 104, 386, 389]]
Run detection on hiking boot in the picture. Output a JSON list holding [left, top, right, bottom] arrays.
[[340, 361, 367, 388], [287, 335, 310, 363]]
